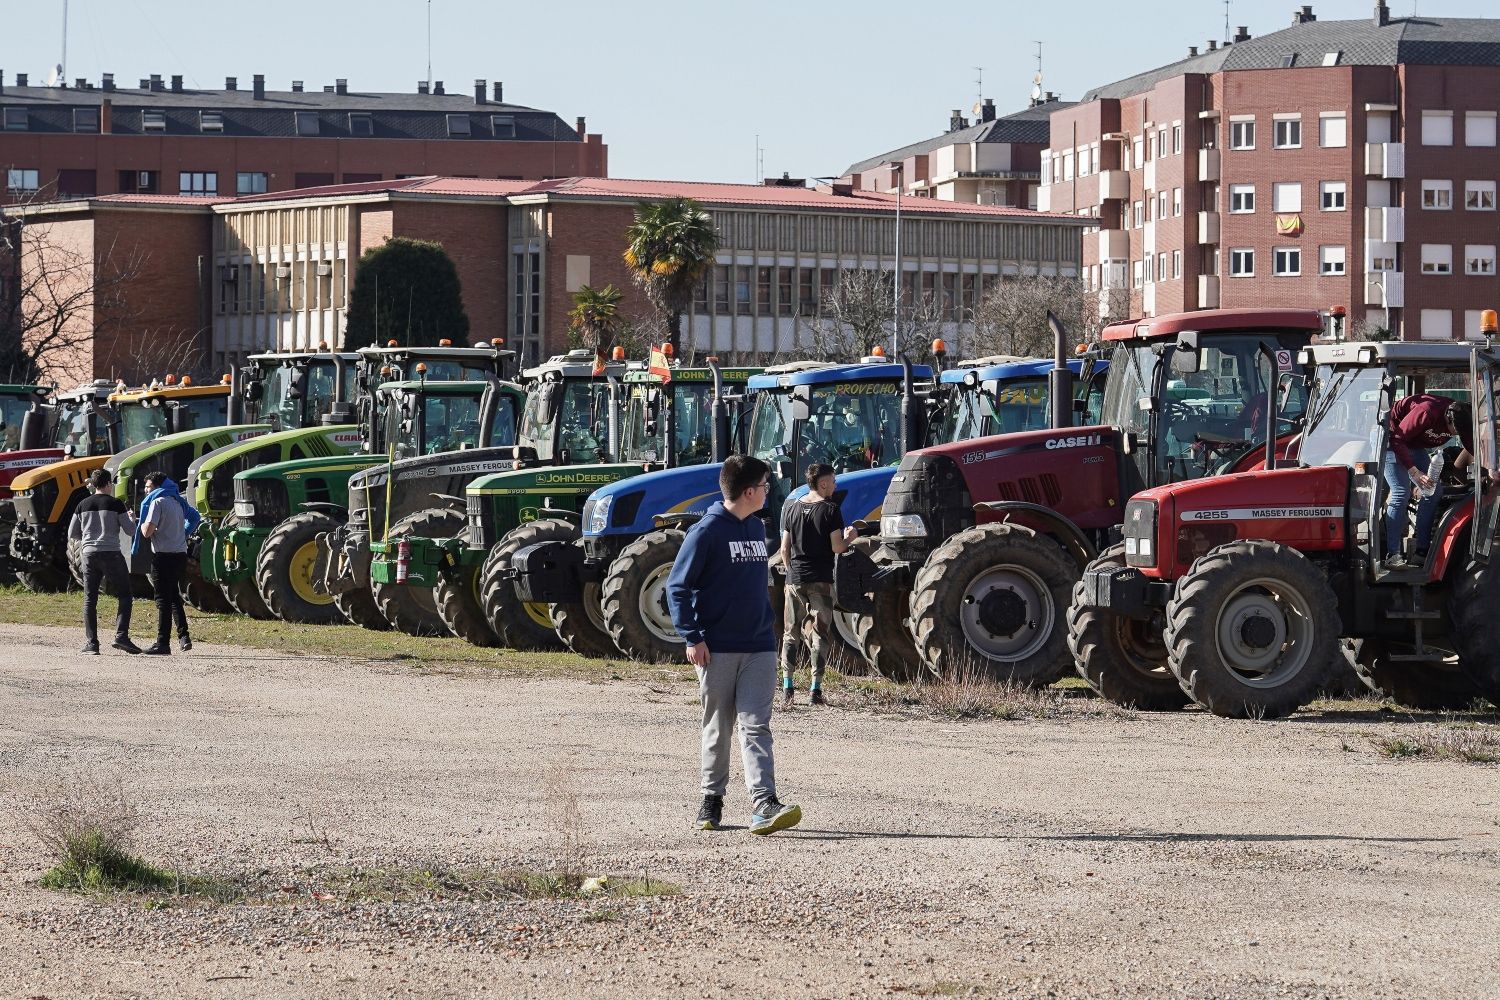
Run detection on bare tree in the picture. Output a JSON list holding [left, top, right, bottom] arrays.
[[800, 269, 949, 365], [970, 275, 1099, 360], [0, 203, 151, 385]]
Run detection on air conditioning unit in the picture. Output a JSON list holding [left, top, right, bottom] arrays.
[[315, 262, 332, 277], [275, 265, 292, 279], [220, 264, 239, 281]]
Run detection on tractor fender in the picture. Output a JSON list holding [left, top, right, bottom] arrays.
[[973, 500, 1097, 571], [299, 502, 349, 521], [427, 493, 467, 509], [653, 512, 705, 530], [1428, 497, 1474, 583], [538, 507, 582, 525]]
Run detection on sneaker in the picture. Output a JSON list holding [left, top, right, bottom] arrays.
[[810, 688, 826, 706], [111, 638, 142, 655], [142, 643, 171, 656], [1383, 553, 1409, 571], [695, 794, 724, 831], [780, 687, 794, 708], [179, 636, 192, 652], [749, 798, 802, 836], [81, 642, 100, 655]]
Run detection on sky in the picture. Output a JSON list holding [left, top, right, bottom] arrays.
[[5, 0, 1499, 184]]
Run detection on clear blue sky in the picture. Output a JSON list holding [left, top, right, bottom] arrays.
[[5, 0, 1496, 183]]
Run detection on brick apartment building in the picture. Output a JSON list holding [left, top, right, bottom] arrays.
[[15, 175, 1090, 381], [0, 71, 607, 206], [838, 97, 1073, 209], [1039, 2, 1500, 341]]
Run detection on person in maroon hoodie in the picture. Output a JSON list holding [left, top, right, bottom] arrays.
[[1383, 394, 1472, 569]]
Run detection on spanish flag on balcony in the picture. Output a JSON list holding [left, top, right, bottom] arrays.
[[649, 346, 673, 384], [1275, 214, 1304, 237]]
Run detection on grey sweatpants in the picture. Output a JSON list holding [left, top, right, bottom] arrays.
[[698, 650, 777, 806]]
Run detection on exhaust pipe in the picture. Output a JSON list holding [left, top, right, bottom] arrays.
[[227, 362, 244, 425], [1047, 310, 1075, 430], [709, 357, 728, 462]]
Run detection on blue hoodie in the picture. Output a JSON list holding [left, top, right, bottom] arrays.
[[665, 501, 776, 653], [131, 479, 202, 556]]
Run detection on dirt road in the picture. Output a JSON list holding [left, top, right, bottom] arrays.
[[1, 620, 1497, 999]]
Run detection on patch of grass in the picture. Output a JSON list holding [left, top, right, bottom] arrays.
[[275, 864, 681, 903], [834, 668, 1135, 722], [0, 585, 674, 684], [1372, 724, 1500, 764]]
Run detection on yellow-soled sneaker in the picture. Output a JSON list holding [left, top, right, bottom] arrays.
[[749, 798, 802, 836]]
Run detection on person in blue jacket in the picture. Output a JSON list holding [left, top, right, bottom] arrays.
[[133, 472, 202, 654], [666, 454, 802, 836]]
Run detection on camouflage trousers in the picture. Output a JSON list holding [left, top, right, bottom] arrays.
[[780, 580, 835, 689]]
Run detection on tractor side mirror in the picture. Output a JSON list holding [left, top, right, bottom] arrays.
[[288, 368, 308, 400], [774, 456, 794, 485], [244, 379, 265, 402], [538, 382, 562, 425], [790, 397, 811, 423], [63, 442, 76, 458], [1170, 331, 1202, 374]]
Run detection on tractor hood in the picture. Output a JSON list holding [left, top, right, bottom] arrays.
[[11, 454, 107, 494], [466, 463, 645, 498], [785, 467, 899, 526], [0, 448, 67, 495], [347, 446, 526, 495], [581, 464, 725, 539], [105, 425, 272, 476]]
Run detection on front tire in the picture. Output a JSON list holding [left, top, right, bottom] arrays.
[[1165, 540, 1340, 719], [479, 518, 571, 651], [601, 529, 686, 663], [1346, 637, 1482, 711], [1451, 561, 1500, 707], [371, 507, 466, 637], [257, 512, 346, 625], [1066, 544, 1188, 710], [846, 539, 916, 680], [908, 523, 1078, 685], [218, 513, 274, 619], [436, 560, 500, 647]]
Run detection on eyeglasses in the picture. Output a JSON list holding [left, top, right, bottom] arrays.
[[748, 481, 770, 492]]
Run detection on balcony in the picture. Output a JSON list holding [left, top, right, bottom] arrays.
[[1198, 275, 1220, 309], [1198, 148, 1221, 182], [1364, 271, 1404, 308], [1365, 206, 1405, 243], [1198, 211, 1220, 244], [1364, 141, 1406, 179], [1098, 229, 1130, 260], [1098, 170, 1129, 201], [1143, 160, 1156, 193]]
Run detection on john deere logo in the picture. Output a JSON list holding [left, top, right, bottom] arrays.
[[520, 506, 538, 523]]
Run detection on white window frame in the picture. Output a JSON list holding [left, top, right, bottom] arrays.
[[1319, 180, 1347, 211], [1157, 191, 1168, 219], [1466, 111, 1497, 148], [1465, 245, 1496, 276], [1466, 180, 1496, 211], [1172, 249, 1182, 278], [1229, 118, 1255, 150], [236, 171, 267, 195], [178, 171, 218, 197], [1272, 182, 1302, 213], [5, 167, 39, 193], [142, 109, 166, 132], [1421, 179, 1454, 210], [1133, 201, 1144, 227], [445, 113, 472, 137], [1319, 113, 1347, 149], [1319, 245, 1346, 275], [1420, 309, 1453, 341], [1172, 123, 1183, 154], [1273, 116, 1302, 149], [1421, 110, 1454, 147], [1421, 244, 1454, 275], [1229, 183, 1255, 214], [1229, 247, 1255, 277], [2, 107, 27, 131], [1273, 247, 1302, 277], [1173, 187, 1182, 217]]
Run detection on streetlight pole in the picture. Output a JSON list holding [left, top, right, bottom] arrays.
[[890, 161, 904, 356]]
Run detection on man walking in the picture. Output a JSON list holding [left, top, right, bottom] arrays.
[[778, 463, 857, 706], [136, 471, 199, 654], [68, 468, 141, 655], [666, 455, 801, 836]]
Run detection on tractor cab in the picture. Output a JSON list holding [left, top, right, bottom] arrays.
[[927, 355, 1104, 447], [0, 384, 51, 453], [236, 351, 360, 433], [512, 349, 628, 467], [45, 381, 117, 458], [109, 378, 232, 452], [379, 379, 514, 459]]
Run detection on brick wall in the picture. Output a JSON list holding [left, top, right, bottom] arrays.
[[542, 201, 654, 357]]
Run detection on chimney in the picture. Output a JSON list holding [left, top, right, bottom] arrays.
[[225, 76, 236, 91], [102, 72, 114, 91], [1046, 91, 1056, 102], [981, 98, 995, 122], [75, 77, 86, 89], [949, 109, 967, 131], [1233, 25, 1251, 42], [417, 80, 430, 95], [575, 116, 586, 135], [322, 84, 334, 93], [252, 74, 265, 100], [16, 73, 29, 87], [1189, 45, 1199, 56], [139, 78, 149, 89], [1208, 40, 1218, 51], [1374, 1, 1389, 26], [291, 80, 304, 92], [492, 81, 503, 103], [0, 71, 5, 95], [149, 73, 163, 91], [1294, 5, 1316, 24], [170, 74, 183, 92], [335, 78, 347, 95], [433, 80, 445, 95]]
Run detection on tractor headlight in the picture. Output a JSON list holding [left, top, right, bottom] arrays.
[[1123, 499, 1158, 567], [586, 495, 613, 535], [233, 500, 256, 519], [881, 513, 927, 539]]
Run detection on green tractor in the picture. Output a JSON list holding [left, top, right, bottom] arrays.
[[436, 359, 759, 653], [334, 348, 627, 637], [224, 343, 522, 626]]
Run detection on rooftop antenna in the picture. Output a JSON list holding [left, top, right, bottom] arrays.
[[755, 134, 764, 183], [972, 66, 984, 116], [1031, 42, 1043, 104], [1223, 0, 1231, 43], [59, 0, 69, 85], [426, 0, 432, 91]]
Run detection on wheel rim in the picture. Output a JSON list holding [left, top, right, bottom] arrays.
[[1110, 616, 1170, 678], [958, 565, 1055, 662], [523, 601, 553, 629], [582, 582, 608, 634], [638, 563, 681, 645], [289, 539, 332, 606], [1212, 577, 1315, 687]]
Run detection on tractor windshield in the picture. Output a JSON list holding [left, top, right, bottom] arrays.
[[749, 380, 903, 480], [51, 399, 105, 454], [1297, 366, 1386, 467], [518, 379, 610, 462], [620, 381, 717, 464], [0, 395, 31, 450], [254, 362, 341, 431], [934, 376, 1101, 443], [119, 403, 170, 447], [420, 393, 484, 455], [172, 395, 228, 433]]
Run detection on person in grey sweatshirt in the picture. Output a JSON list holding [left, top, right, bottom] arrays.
[[67, 468, 142, 655]]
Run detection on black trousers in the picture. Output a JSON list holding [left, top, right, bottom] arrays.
[[82, 550, 132, 645], [150, 551, 190, 644]]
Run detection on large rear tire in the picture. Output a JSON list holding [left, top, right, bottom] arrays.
[[256, 512, 346, 625], [601, 529, 687, 663], [1346, 637, 1482, 711], [848, 537, 919, 681], [479, 518, 570, 651], [68, 536, 151, 597], [1165, 540, 1340, 719], [333, 587, 389, 631], [217, 513, 274, 619], [1451, 560, 1500, 707], [436, 560, 500, 647], [18, 553, 71, 593], [1066, 544, 1188, 710], [550, 541, 618, 660], [908, 523, 1077, 685], [372, 507, 466, 637]]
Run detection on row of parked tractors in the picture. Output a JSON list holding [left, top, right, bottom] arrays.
[[2, 306, 1499, 720]]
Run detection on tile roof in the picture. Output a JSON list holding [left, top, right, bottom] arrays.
[[1084, 14, 1500, 101], [842, 99, 1074, 177]]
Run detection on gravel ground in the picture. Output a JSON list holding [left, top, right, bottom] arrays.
[[1, 621, 1498, 999]]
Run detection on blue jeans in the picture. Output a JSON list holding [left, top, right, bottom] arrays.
[[1384, 448, 1442, 556]]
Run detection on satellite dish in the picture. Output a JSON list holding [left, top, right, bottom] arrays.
[[46, 63, 63, 87], [1031, 84, 1043, 101], [1033, 72, 1044, 85]]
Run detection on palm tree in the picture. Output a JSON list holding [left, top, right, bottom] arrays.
[[568, 283, 625, 355], [622, 198, 719, 354]]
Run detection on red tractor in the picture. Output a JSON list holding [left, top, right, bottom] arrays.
[[850, 308, 1324, 686], [1073, 338, 1500, 717]]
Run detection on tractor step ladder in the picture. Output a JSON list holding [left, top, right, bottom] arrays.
[[1386, 585, 1445, 663]]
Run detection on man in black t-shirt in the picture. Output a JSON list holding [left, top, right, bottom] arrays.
[[777, 464, 857, 706]]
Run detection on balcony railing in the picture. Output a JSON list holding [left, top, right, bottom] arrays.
[[1198, 148, 1221, 182], [1197, 274, 1220, 309], [1364, 142, 1406, 179], [1198, 211, 1220, 244]]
